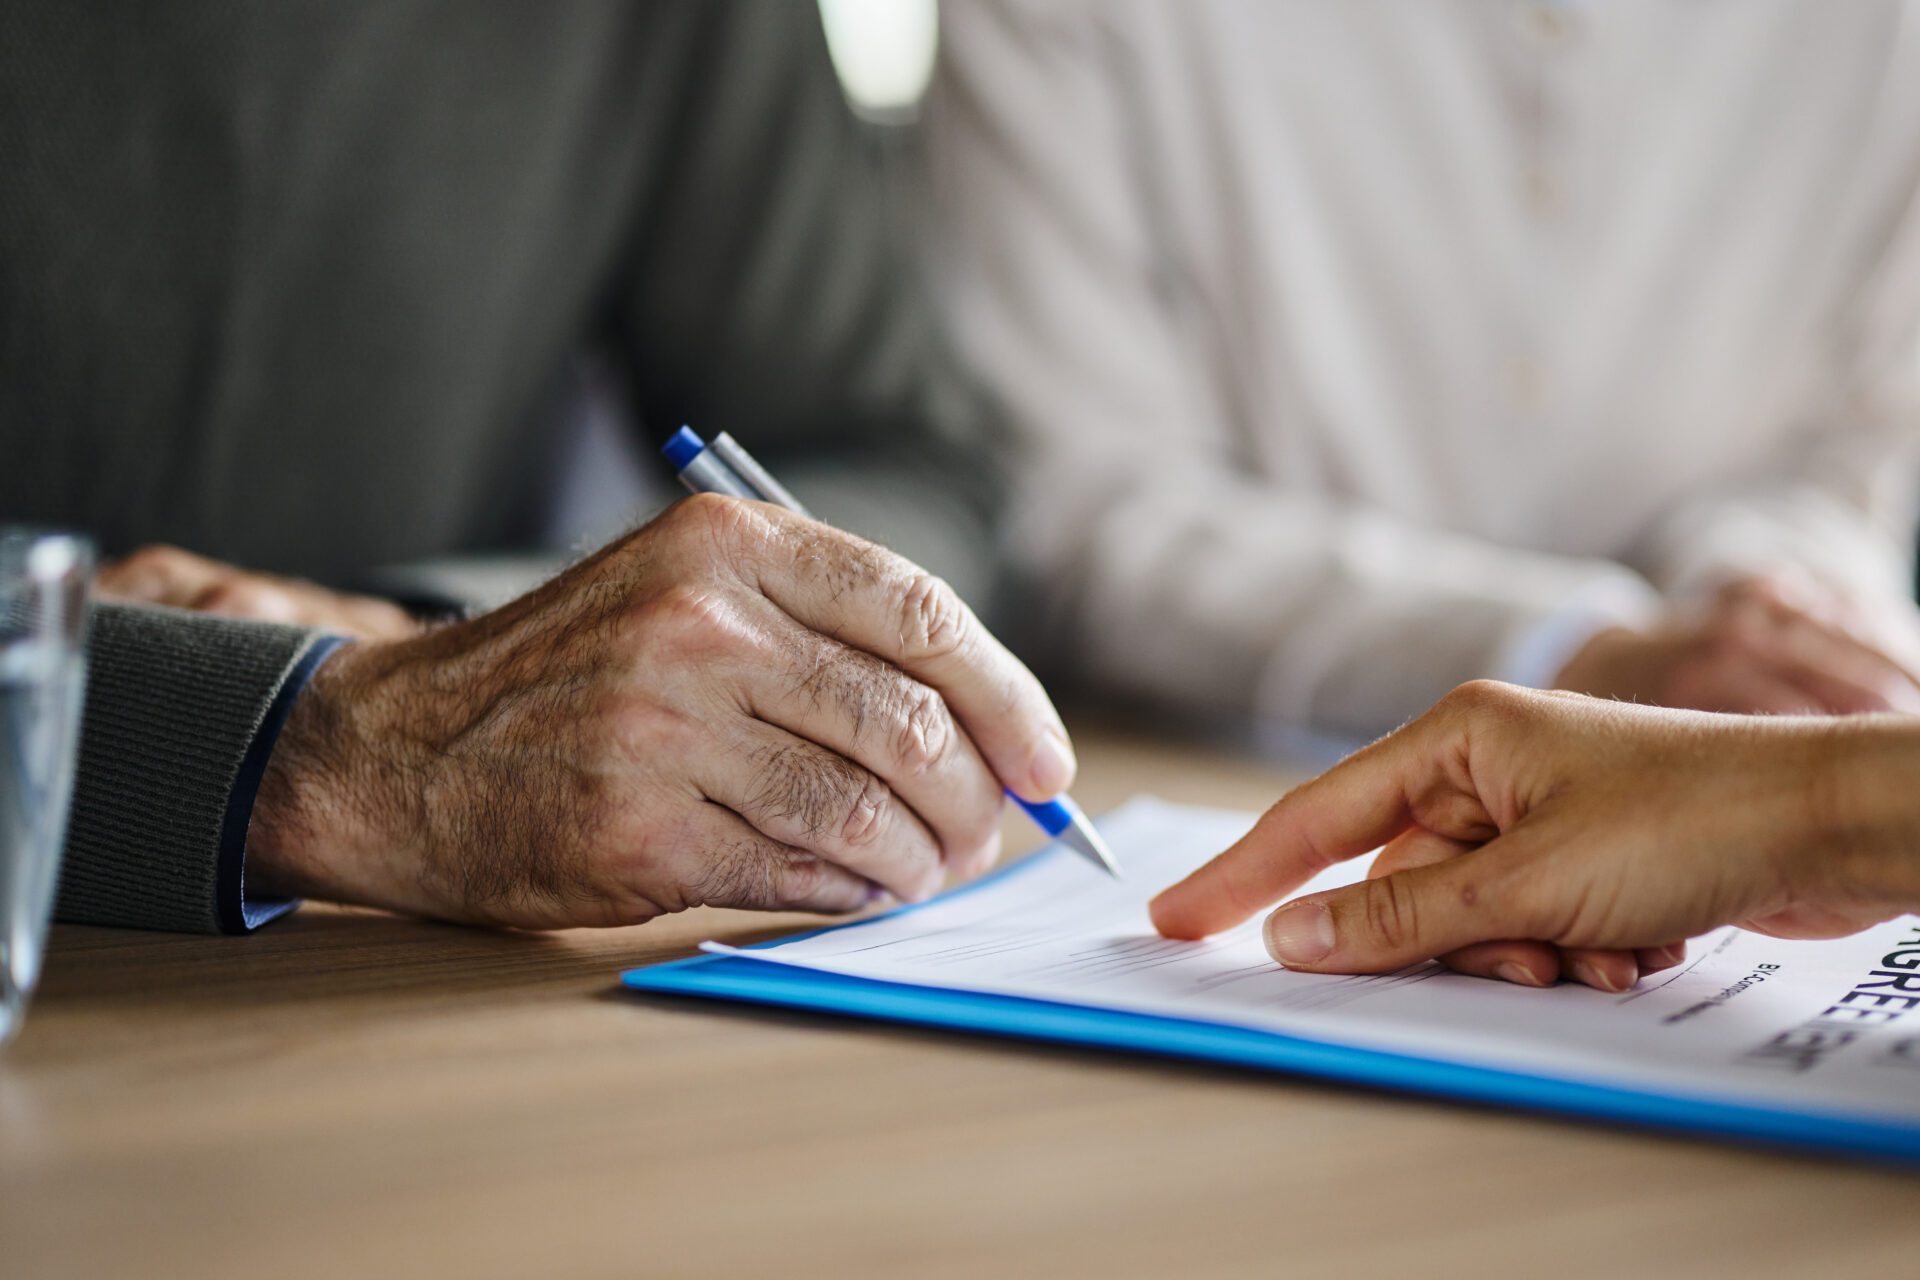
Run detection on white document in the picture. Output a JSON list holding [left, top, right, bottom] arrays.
[[707, 797, 1920, 1123]]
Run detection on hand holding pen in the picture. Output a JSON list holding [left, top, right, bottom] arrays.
[[242, 428, 1104, 928], [665, 427, 1120, 879]]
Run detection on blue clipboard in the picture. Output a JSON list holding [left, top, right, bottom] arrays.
[[622, 859, 1920, 1170]]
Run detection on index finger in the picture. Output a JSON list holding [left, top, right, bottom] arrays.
[[1149, 704, 1476, 940], [733, 501, 1075, 802]]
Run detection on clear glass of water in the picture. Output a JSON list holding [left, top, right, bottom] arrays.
[[0, 530, 91, 1050]]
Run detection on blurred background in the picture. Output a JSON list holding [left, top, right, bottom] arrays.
[[8, 0, 1920, 755]]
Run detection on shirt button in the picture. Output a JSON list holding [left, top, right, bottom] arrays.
[[1506, 356, 1549, 412], [1523, 167, 1563, 218], [1518, 2, 1580, 45]]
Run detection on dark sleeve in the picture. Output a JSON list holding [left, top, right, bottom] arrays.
[[54, 603, 329, 934], [612, 0, 1008, 607]]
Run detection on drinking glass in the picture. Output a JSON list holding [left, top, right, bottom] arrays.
[[0, 530, 91, 1049]]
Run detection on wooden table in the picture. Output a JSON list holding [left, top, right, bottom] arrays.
[[3, 723, 1914, 1279]]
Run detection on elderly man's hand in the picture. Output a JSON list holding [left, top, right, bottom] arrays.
[[1554, 570, 1920, 715], [1151, 681, 1920, 991], [245, 495, 1075, 928], [98, 545, 423, 641]]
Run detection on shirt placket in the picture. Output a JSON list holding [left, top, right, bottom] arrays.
[[1504, 0, 1586, 434]]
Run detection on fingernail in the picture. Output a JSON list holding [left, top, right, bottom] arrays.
[[1659, 943, 1686, 967], [863, 884, 893, 908], [1573, 960, 1624, 993], [1264, 901, 1335, 966], [1494, 961, 1543, 988], [1027, 728, 1076, 797]]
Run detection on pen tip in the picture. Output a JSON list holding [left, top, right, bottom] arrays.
[[1070, 819, 1124, 879]]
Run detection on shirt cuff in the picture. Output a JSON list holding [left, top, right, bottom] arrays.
[[1493, 578, 1664, 692], [214, 635, 347, 933]]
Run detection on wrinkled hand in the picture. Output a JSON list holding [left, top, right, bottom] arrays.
[[1555, 570, 1920, 715], [1151, 681, 1920, 990], [247, 494, 1075, 929], [98, 544, 422, 641]]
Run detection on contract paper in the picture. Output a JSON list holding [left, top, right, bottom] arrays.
[[700, 797, 1920, 1127]]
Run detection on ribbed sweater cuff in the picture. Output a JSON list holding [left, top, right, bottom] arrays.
[[55, 604, 327, 934]]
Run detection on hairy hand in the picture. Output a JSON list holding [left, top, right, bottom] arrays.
[[1555, 571, 1920, 716], [98, 544, 422, 641], [1151, 681, 1920, 990], [247, 495, 1075, 928]]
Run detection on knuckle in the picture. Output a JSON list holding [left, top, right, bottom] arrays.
[[1441, 679, 1509, 716], [890, 683, 953, 777], [651, 492, 769, 565], [639, 582, 749, 660], [895, 572, 971, 661], [664, 490, 743, 538], [1360, 875, 1421, 954], [1437, 678, 1529, 732], [837, 773, 892, 849]]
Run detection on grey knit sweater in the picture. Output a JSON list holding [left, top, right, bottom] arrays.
[[0, 1, 1000, 932]]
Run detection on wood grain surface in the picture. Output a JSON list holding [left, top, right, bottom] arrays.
[[2, 721, 1914, 1280]]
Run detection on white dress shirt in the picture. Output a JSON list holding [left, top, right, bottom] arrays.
[[922, 0, 1920, 733]]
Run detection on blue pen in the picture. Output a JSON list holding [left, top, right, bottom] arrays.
[[662, 426, 1122, 879]]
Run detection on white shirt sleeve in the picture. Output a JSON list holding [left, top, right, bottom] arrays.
[[1494, 579, 1665, 693], [1633, 183, 1920, 610], [923, 0, 1662, 733]]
